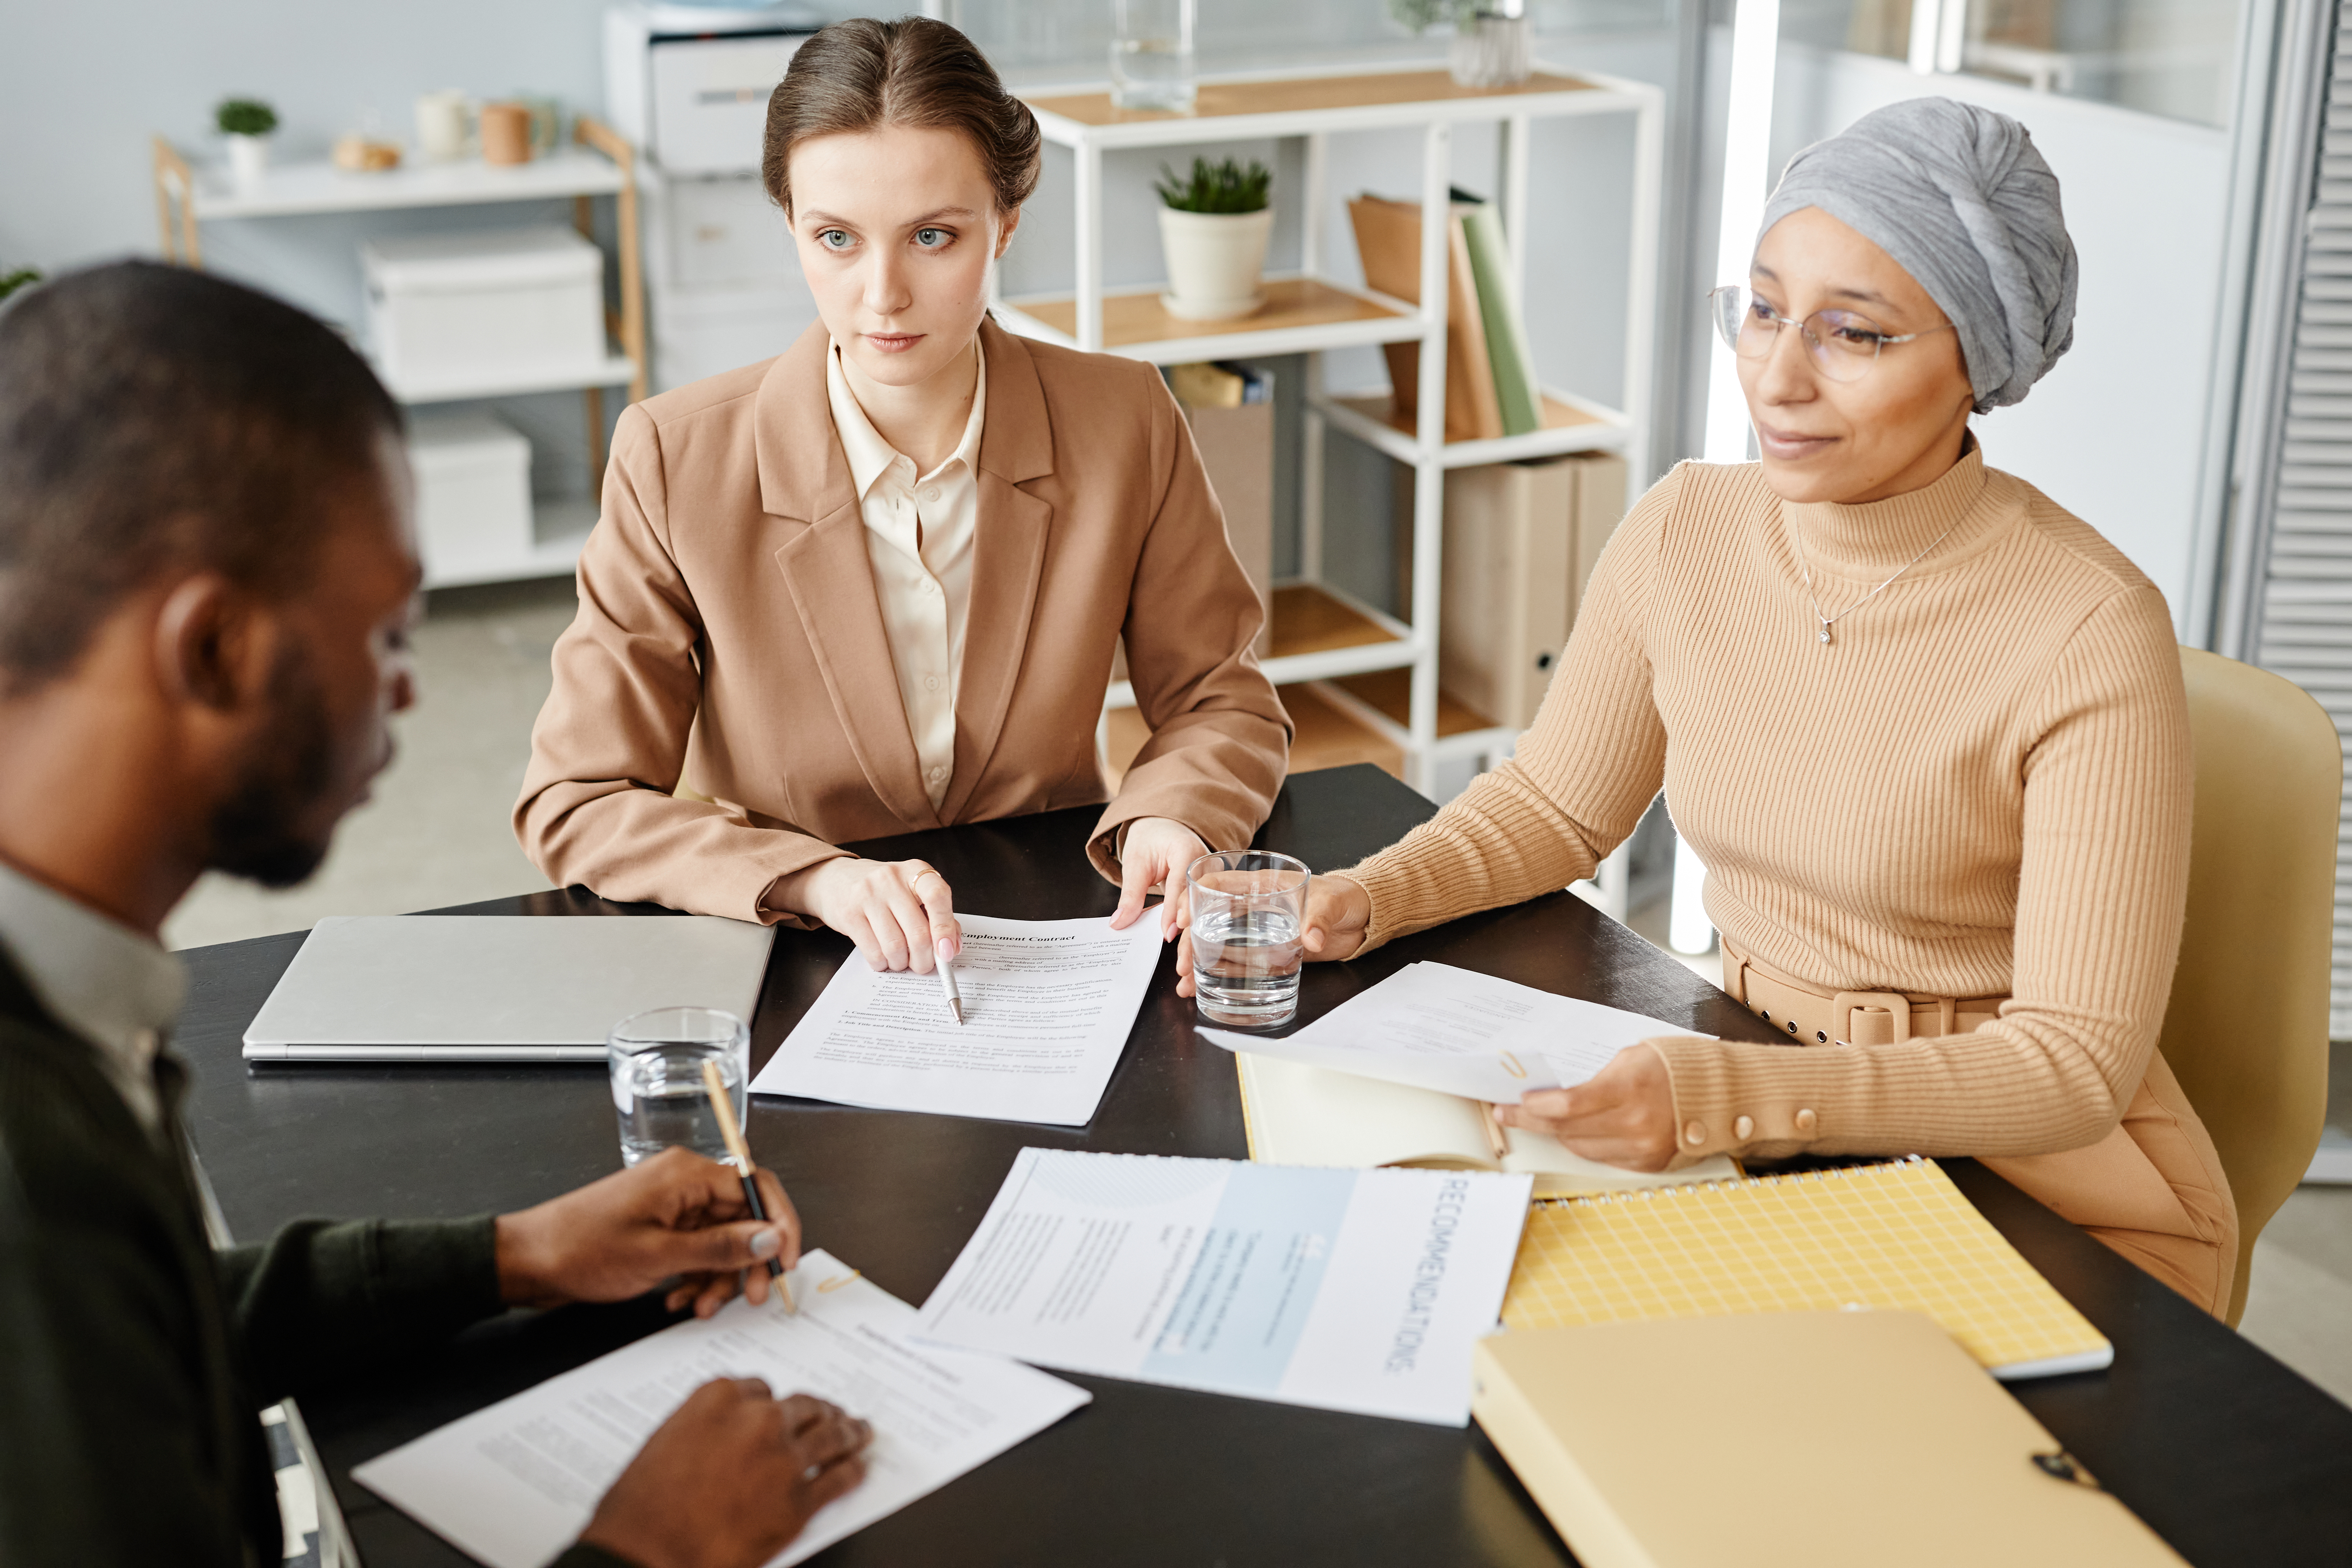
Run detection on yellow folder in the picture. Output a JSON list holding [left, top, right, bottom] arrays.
[[1472, 1311, 2186, 1568], [1500, 1156, 2111, 1378]]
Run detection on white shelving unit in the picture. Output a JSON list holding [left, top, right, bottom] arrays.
[[151, 126, 649, 589], [1010, 63, 1663, 797]]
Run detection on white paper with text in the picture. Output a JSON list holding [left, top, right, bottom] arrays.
[[1201, 961, 1702, 1103], [915, 1149, 1531, 1426], [351, 1252, 1087, 1568], [750, 915, 1163, 1125]]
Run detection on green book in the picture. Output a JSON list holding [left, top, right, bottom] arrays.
[[1460, 203, 1543, 437]]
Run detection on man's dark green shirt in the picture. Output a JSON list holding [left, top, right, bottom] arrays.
[[0, 944, 627, 1565]]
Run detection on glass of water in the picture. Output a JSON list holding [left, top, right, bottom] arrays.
[[1111, 0, 1197, 113], [608, 1007, 749, 1168], [1186, 850, 1309, 1029]]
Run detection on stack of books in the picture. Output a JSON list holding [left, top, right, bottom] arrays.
[[1348, 189, 1545, 441]]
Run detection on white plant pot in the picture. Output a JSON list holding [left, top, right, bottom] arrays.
[[226, 132, 271, 188], [1158, 205, 1273, 322], [1449, 15, 1532, 88]]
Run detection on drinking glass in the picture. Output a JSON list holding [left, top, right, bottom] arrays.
[[1186, 850, 1309, 1028], [608, 1006, 749, 1167], [1111, 0, 1197, 113]]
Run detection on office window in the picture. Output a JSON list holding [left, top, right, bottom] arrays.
[[1781, 0, 2244, 128]]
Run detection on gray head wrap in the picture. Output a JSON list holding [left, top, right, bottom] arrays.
[[1757, 97, 2077, 413]]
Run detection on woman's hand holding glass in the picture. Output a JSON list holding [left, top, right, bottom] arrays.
[[776, 857, 962, 973], [1172, 871, 1372, 997]]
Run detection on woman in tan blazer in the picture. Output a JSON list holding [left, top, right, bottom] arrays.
[[517, 18, 1288, 971], [1182, 99, 2237, 1314]]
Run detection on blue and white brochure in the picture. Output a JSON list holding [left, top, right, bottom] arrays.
[[915, 1148, 1533, 1426]]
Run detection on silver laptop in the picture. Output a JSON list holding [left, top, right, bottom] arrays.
[[241, 915, 777, 1062]]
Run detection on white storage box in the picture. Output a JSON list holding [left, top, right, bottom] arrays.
[[659, 174, 796, 288], [650, 280, 817, 391], [363, 227, 605, 398], [407, 412, 533, 586]]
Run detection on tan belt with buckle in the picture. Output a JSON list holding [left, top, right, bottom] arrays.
[[1721, 942, 2007, 1047]]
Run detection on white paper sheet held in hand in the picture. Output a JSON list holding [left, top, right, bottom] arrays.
[[351, 1251, 1087, 1568], [1200, 961, 1702, 1103], [916, 1149, 1531, 1426], [751, 914, 1163, 1125]]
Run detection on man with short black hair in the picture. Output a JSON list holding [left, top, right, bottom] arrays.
[[0, 262, 869, 1568]]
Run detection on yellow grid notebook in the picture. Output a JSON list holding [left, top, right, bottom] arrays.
[[1500, 1157, 2112, 1380]]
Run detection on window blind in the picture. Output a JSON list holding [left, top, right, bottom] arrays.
[[2252, 8, 2352, 1038]]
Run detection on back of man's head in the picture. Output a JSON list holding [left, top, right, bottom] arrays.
[[0, 260, 402, 698]]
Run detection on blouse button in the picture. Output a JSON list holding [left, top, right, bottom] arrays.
[[1794, 1108, 1819, 1134], [1682, 1119, 1707, 1147], [1734, 1115, 1755, 1140], [924, 675, 942, 691], [923, 486, 942, 503]]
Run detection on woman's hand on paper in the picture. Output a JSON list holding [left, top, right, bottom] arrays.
[[1492, 1043, 1677, 1171], [1173, 873, 1371, 998], [777, 856, 962, 972], [579, 1381, 872, 1568], [494, 1146, 803, 1317], [1108, 817, 1209, 939]]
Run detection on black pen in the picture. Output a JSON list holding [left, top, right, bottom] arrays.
[[700, 1059, 794, 1310]]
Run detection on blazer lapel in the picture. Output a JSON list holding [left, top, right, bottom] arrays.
[[942, 322, 1057, 821], [758, 326, 939, 830]]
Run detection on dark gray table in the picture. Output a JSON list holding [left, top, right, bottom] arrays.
[[174, 765, 2352, 1567]]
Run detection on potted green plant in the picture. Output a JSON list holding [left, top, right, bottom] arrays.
[[216, 98, 279, 188], [1154, 158, 1273, 322]]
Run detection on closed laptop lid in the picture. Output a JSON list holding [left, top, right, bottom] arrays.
[[243, 916, 776, 1049]]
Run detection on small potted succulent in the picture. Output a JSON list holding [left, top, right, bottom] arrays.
[[1154, 157, 1273, 322], [216, 98, 279, 188]]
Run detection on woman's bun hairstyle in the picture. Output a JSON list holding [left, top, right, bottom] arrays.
[[762, 17, 1042, 217]]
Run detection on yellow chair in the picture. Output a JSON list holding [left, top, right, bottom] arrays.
[[2160, 648, 2341, 1326]]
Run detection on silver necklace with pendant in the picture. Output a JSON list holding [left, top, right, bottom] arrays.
[[1790, 511, 1961, 647]]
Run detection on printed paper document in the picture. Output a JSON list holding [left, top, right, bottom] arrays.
[[1201, 961, 1701, 1103], [916, 1148, 1532, 1426], [352, 1251, 1087, 1568], [750, 915, 1163, 1125]]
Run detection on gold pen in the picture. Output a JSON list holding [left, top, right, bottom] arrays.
[[700, 1059, 795, 1314], [1478, 1101, 1511, 1163]]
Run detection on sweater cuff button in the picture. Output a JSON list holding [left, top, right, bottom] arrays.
[[1682, 1120, 1707, 1147], [1734, 1115, 1755, 1140], [1794, 1108, 1818, 1134]]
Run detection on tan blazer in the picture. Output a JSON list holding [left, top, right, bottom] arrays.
[[515, 319, 1290, 922]]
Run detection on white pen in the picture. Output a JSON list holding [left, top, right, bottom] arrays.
[[936, 936, 962, 1025]]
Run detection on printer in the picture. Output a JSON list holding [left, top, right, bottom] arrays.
[[604, 1, 826, 391], [603, 1, 823, 175]]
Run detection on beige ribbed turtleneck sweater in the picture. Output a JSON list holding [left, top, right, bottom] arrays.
[[1344, 446, 2236, 1311]]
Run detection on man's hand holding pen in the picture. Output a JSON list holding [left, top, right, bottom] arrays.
[[491, 1146, 803, 1318]]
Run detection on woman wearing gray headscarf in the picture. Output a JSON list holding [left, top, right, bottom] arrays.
[[1192, 97, 2234, 1314]]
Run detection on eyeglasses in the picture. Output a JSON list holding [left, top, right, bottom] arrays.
[[1709, 285, 1952, 383]]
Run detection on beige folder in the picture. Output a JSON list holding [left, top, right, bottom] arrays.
[[1472, 1311, 2186, 1568]]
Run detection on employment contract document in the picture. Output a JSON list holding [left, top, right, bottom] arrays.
[[351, 1251, 1087, 1568], [751, 915, 1164, 1125], [917, 1149, 1532, 1426]]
